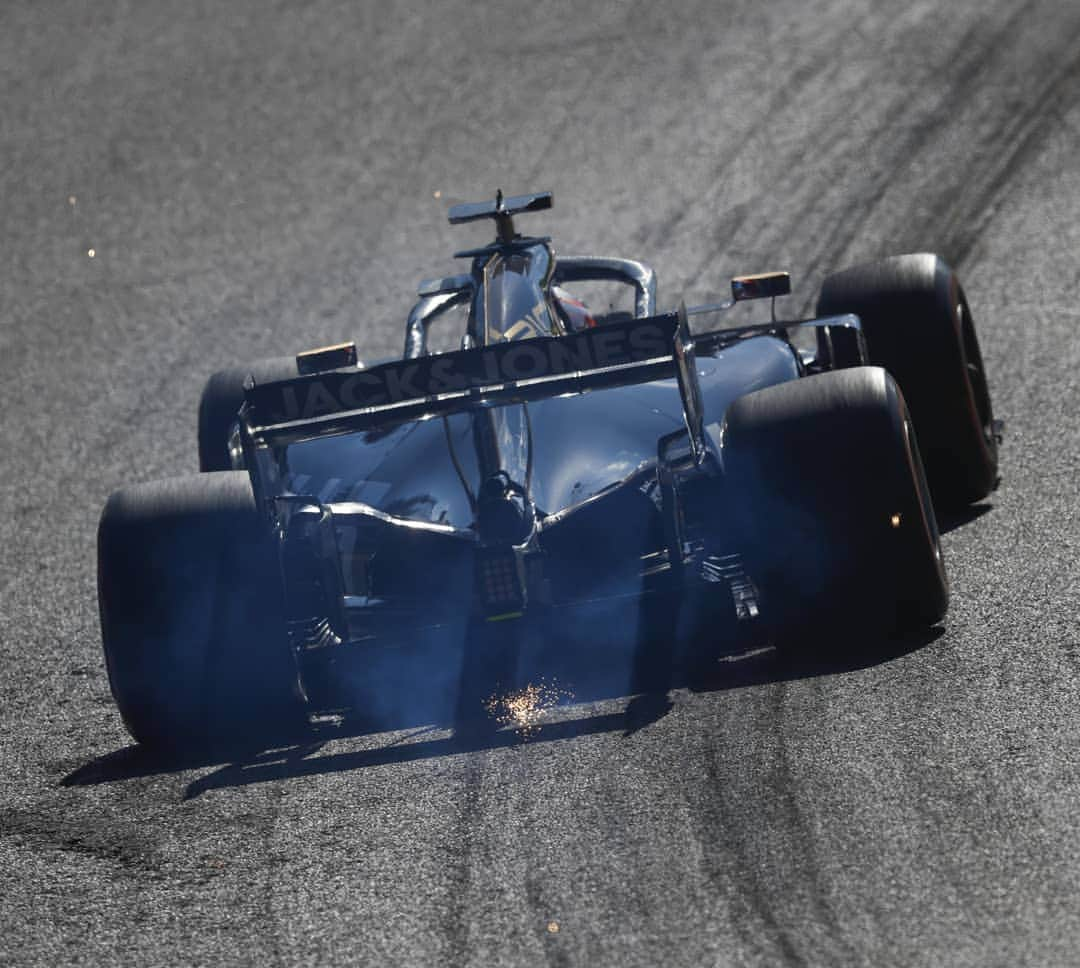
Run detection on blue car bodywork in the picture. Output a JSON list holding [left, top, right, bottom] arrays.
[[234, 191, 866, 718]]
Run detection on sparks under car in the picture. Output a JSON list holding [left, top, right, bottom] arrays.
[[97, 191, 1000, 748]]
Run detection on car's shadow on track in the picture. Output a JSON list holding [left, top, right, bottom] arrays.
[[937, 502, 993, 534], [62, 625, 942, 799]]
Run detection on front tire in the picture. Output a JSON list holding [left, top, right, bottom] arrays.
[[817, 253, 998, 508], [98, 472, 300, 750]]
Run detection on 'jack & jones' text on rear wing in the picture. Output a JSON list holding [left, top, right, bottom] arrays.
[[242, 312, 706, 450]]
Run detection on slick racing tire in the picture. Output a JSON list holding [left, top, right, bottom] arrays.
[[722, 367, 947, 647], [197, 357, 300, 471], [98, 472, 300, 750], [816, 253, 998, 508]]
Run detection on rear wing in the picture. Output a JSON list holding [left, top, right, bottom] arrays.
[[243, 311, 705, 457]]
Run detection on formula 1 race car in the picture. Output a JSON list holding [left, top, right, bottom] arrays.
[[97, 190, 1000, 748]]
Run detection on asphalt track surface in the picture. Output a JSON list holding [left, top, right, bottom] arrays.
[[3, 2, 1080, 965]]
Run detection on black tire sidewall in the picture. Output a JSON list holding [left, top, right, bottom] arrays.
[[722, 368, 947, 648], [98, 473, 296, 749]]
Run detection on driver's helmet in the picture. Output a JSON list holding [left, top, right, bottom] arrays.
[[551, 285, 597, 331]]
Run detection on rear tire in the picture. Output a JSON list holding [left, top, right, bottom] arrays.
[[98, 472, 300, 750], [197, 357, 299, 471], [816, 253, 998, 508], [722, 368, 947, 649]]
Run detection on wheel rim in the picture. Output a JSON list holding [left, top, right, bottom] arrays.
[[957, 294, 996, 454]]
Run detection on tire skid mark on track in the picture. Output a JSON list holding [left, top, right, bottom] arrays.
[[0, 804, 163, 876], [521, 869, 570, 968], [941, 43, 1080, 269], [694, 692, 810, 968], [668, 9, 940, 294], [666, 0, 1079, 318], [834, 2, 1080, 279], [792, 0, 1048, 287], [691, 5, 964, 254], [440, 756, 489, 967], [637, 6, 874, 257], [248, 776, 290, 968], [770, 686, 848, 960]]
